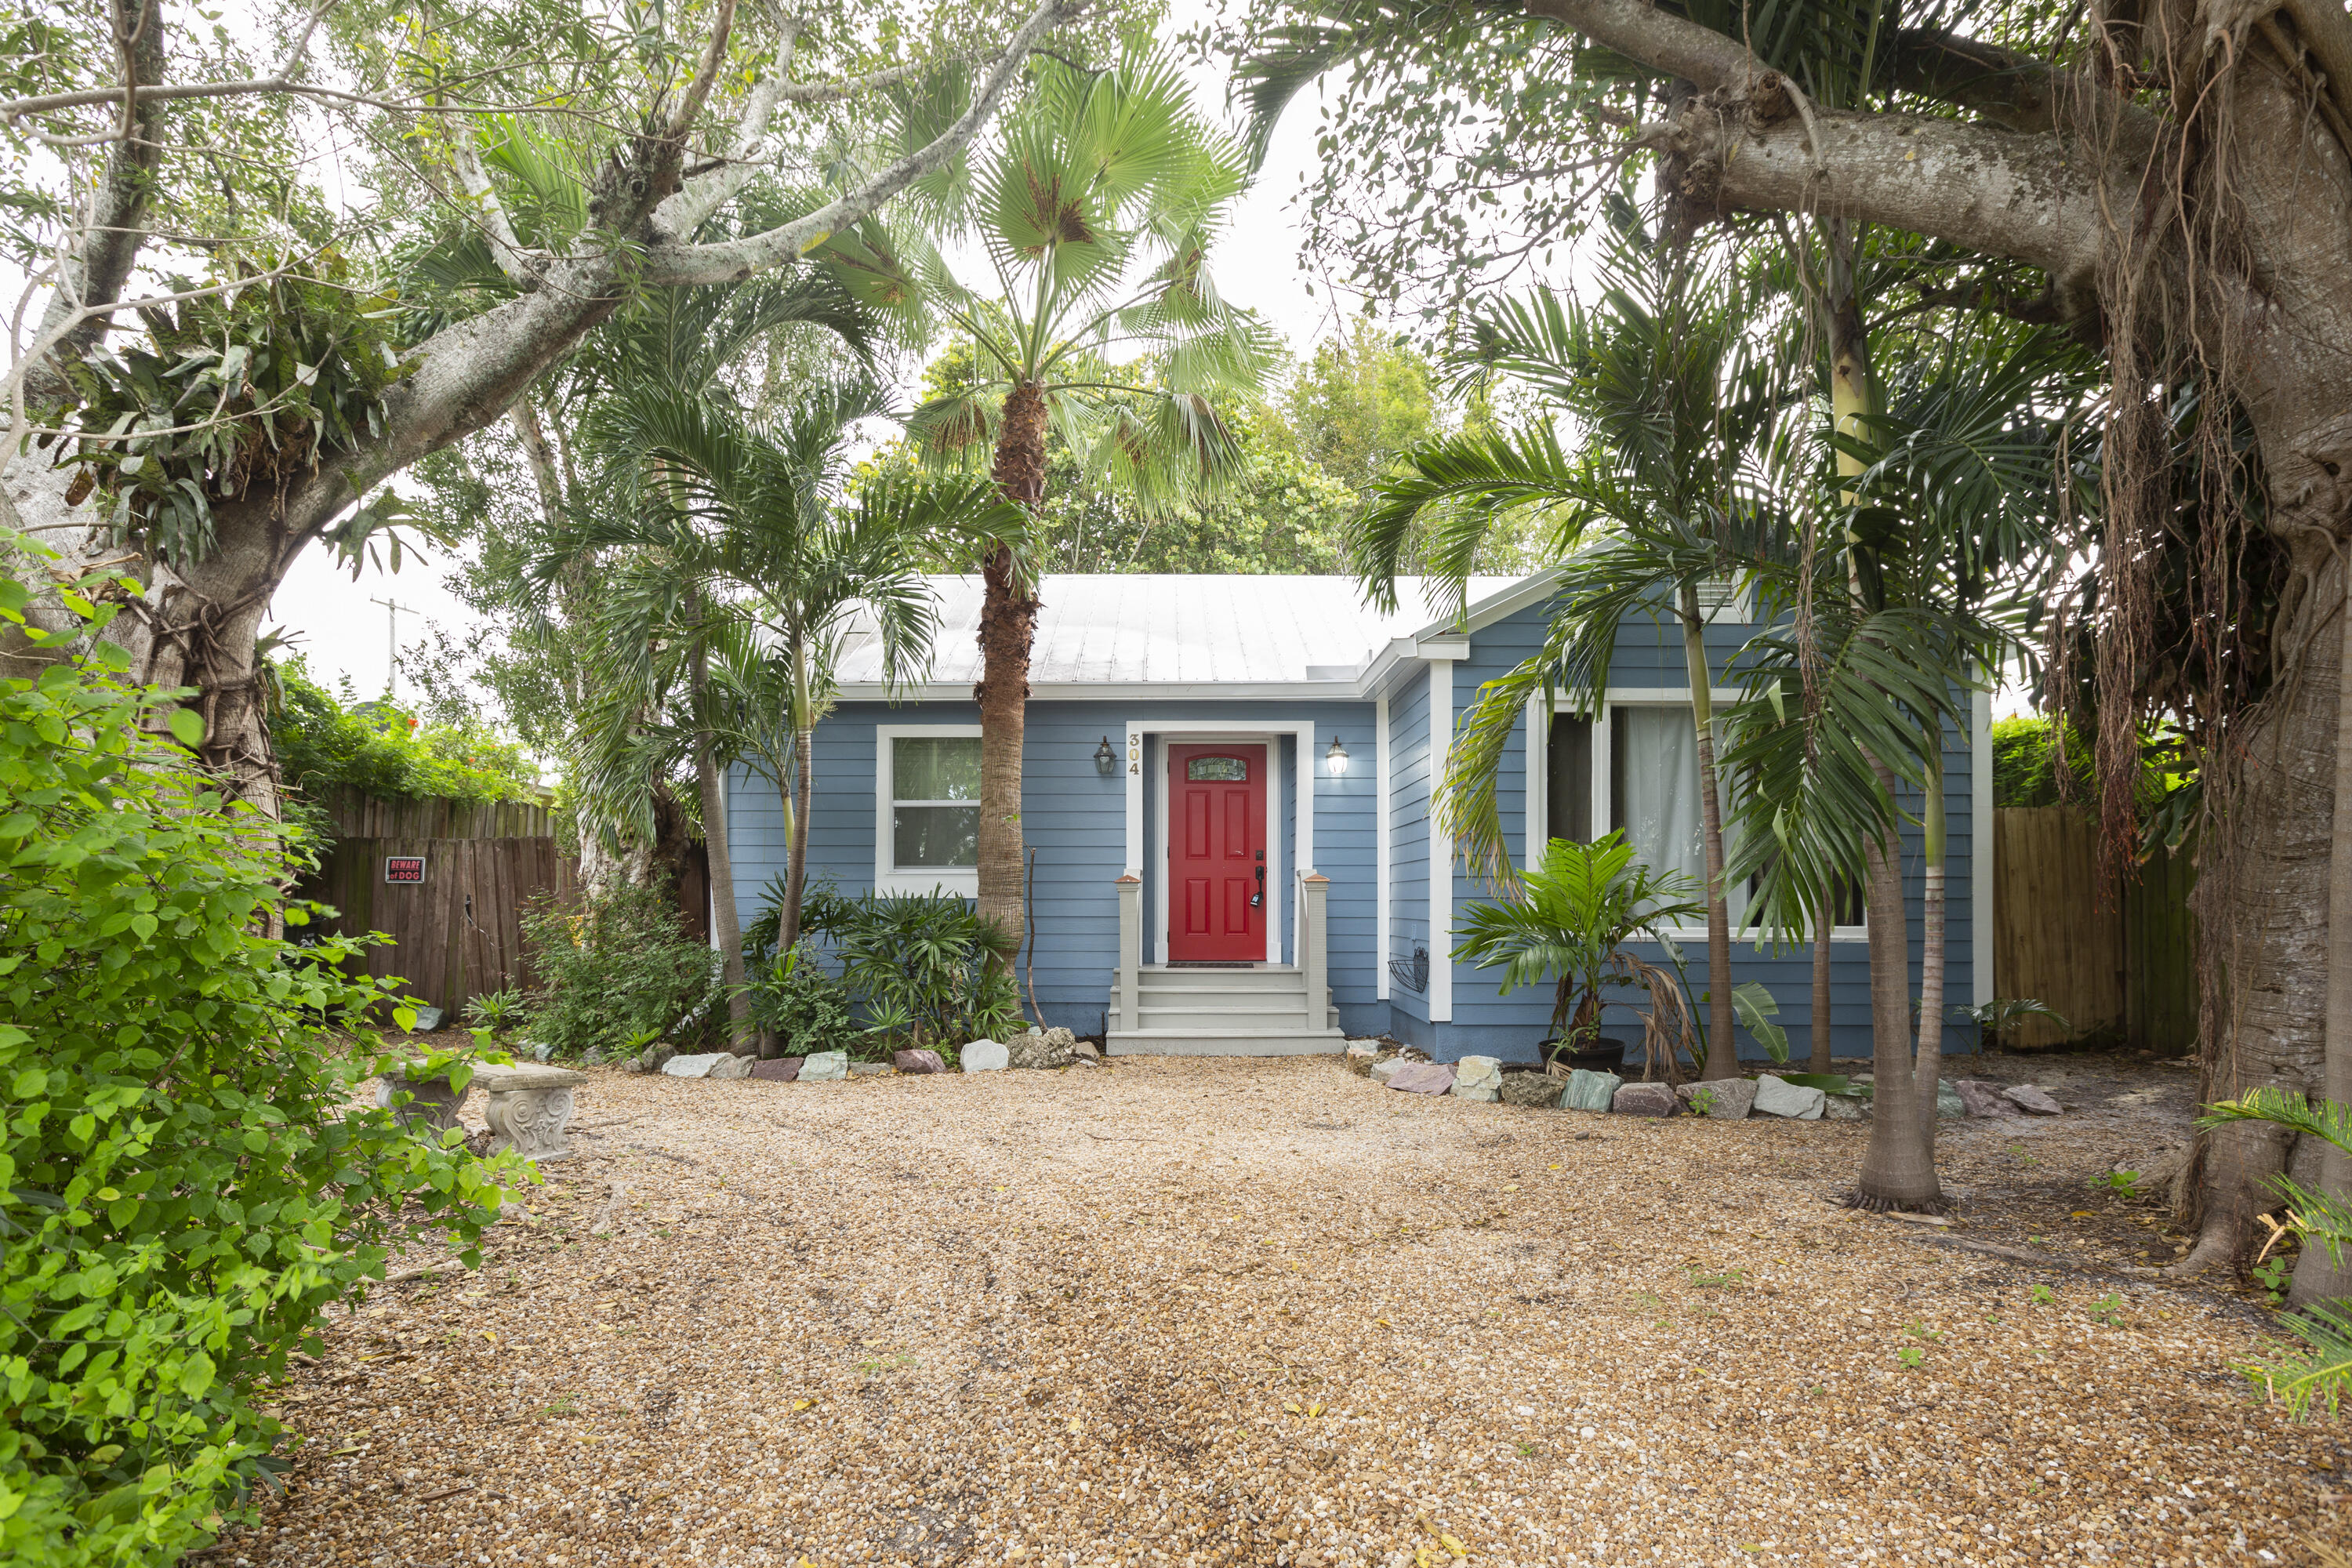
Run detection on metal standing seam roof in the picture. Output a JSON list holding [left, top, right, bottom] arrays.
[[831, 574, 1526, 690]]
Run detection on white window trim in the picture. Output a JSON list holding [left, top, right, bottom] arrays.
[[1148, 733, 1283, 966], [1523, 686, 1870, 943], [874, 724, 982, 896]]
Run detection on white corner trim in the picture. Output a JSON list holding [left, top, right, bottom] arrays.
[[1523, 691, 1546, 873], [1429, 659, 1454, 1023], [1376, 692, 1392, 1000], [873, 724, 982, 896], [1973, 684, 1994, 1006], [1123, 722, 1144, 877]]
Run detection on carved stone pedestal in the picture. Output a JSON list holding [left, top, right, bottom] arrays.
[[376, 1069, 470, 1133], [472, 1063, 589, 1160]]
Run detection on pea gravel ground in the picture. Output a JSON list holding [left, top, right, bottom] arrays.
[[235, 1054, 2346, 1568]]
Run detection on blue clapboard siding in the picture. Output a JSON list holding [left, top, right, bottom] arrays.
[[732, 698, 1383, 1036], [1403, 590, 1980, 1065]]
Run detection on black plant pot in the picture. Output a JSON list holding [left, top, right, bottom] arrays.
[[1543, 1036, 1631, 1075]]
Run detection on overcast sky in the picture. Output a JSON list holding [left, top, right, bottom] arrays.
[[267, 14, 1346, 705]]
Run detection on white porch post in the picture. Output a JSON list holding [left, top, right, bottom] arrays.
[[1375, 694, 1391, 1000], [1115, 873, 1142, 1032]]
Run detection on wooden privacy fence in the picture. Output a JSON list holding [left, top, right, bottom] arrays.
[[1992, 805, 2198, 1051], [296, 787, 576, 1015]]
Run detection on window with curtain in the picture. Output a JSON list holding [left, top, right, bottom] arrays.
[[891, 735, 981, 869], [1609, 705, 1706, 887]]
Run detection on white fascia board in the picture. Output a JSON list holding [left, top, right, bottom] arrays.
[[834, 680, 1366, 703], [1412, 635, 1472, 659]]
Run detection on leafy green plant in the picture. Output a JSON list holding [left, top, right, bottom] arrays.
[[2088, 1169, 2147, 1199], [2028, 1285, 2058, 1305], [755, 887, 1021, 1058], [0, 535, 520, 1565], [463, 988, 528, 1036], [1453, 831, 1707, 1069], [1896, 1346, 1926, 1370], [741, 942, 858, 1058], [2251, 1254, 2293, 1307], [2199, 1089, 2352, 1416], [1952, 996, 2071, 1048], [2089, 1294, 2126, 1327], [269, 655, 542, 808], [518, 880, 722, 1060]]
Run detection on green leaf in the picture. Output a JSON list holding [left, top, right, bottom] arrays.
[[168, 708, 206, 747]]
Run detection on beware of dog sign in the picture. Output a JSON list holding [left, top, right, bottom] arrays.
[[383, 856, 426, 884]]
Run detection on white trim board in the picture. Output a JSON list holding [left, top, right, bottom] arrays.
[[873, 724, 982, 897], [1148, 735, 1282, 965], [1428, 659, 1454, 1023], [1972, 685, 1994, 1006], [1375, 692, 1392, 1000]]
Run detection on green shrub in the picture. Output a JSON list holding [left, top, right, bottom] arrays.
[[741, 942, 858, 1057], [270, 655, 541, 808], [517, 880, 721, 1059], [0, 542, 517, 1566], [746, 887, 1022, 1059]]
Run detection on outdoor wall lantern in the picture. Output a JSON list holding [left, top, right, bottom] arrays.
[[1094, 735, 1117, 775], [1324, 735, 1350, 775]]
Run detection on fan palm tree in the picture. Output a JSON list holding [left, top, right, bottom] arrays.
[[553, 383, 1022, 1044], [887, 43, 1279, 954], [1355, 229, 1780, 1080]]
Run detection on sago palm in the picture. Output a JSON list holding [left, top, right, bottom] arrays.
[[888, 43, 1279, 952]]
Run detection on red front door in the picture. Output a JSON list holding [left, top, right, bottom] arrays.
[[1167, 743, 1268, 962]]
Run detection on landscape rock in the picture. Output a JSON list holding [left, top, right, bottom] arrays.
[[1386, 1062, 1456, 1096], [1562, 1069, 1622, 1112], [708, 1054, 757, 1080], [1345, 1041, 1381, 1076], [893, 1049, 946, 1075], [1006, 1030, 1075, 1069], [751, 1058, 802, 1082], [1612, 1081, 1679, 1117], [1823, 1094, 1867, 1120], [614, 1058, 644, 1074], [1937, 1079, 1967, 1118], [960, 1039, 1009, 1073], [1753, 1074, 1827, 1120], [640, 1044, 676, 1073], [1955, 1079, 2024, 1118], [1370, 1058, 1406, 1085], [661, 1053, 725, 1079], [2004, 1083, 2064, 1115], [1073, 1040, 1102, 1059], [1450, 1055, 1503, 1102], [406, 1005, 446, 1033], [1676, 1079, 1758, 1120], [1499, 1072, 1565, 1108], [849, 1061, 891, 1076], [800, 1051, 849, 1083]]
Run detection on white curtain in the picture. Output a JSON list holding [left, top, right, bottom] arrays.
[[1615, 706, 1704, 888]]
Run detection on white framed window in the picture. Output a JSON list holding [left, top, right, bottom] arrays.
[[875, 725, 982, 895], [1526, 689, 1866, 940]]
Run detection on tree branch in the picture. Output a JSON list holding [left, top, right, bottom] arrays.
[[1, 0, 339, 122], [641, 0, 1080, 286], [653, 16, 802, 239], [450, 134, 538, 289], [2281, 0, 2352, 136], [776, 53, 979, 104]]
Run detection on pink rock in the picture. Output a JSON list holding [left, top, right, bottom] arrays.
[[1386, 1062, 1457, 1096], [2004, 1083, 2064, 1115], [1955, 1079, 2022, 1117], [1612, 1082, 1679, 1117], [893, 1048, 946, 1075], [750, 1057, 801, 1082]]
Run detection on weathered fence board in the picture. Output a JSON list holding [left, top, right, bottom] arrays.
[[1992, 806, 2198, 1052], [297, 788, 575, 1014]]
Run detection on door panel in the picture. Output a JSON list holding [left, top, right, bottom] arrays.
[[1167, 743, 1268, 962]]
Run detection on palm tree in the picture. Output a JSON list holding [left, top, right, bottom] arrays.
[[1719, 316, 2098, 1209], [890, 44, 1278, 953], [1355, 230, 1778, 1080], [554, 383, 1020, 1045]]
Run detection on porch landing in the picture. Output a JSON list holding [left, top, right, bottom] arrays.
[[1105, 965, 1344, 1057]]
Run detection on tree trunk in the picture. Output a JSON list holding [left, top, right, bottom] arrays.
[[782, 719, 815, 955], [1811, 906, 1835, 1074], [1679, 589, 1737, 1080], [688, 639, 750, 1048], [1853, 757, 1943, 1210], [976, 380, 1047, 956], [2290, 551, 2352, 1307], [1914, 760, 1949, 1145]]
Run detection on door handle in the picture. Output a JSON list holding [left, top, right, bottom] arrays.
[[1250, 863, 1265, 908]]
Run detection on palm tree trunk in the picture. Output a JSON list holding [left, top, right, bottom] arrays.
[[2291, 554, 2352, 1307], [1854, 761, 1943, 1210], [1913, 759, 1949, 1145], [1811, 906, 1835, 1074], [1679, 590, 1737, 1080], [782, 720, 815, 953], [977, 380, 1048, 959], [689, 639, 750, 1048]]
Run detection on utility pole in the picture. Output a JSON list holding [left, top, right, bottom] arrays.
[[368, 596, 419, 702]]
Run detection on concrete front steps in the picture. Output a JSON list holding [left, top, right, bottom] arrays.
[[1105, 964, 1343, 1056]]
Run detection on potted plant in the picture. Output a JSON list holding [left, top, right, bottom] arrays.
[[1454, 831, 1706, 1075]]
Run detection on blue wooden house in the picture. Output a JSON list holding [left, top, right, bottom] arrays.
[[725, 572, 1991, 1064]]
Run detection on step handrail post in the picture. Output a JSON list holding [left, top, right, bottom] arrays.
[[1301, 869, 1329, 1030], [1115, 873, 1142, 1033]]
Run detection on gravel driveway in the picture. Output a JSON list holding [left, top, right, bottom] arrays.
[[242, 1054, 2340, 1566]]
